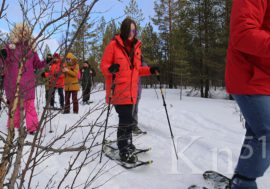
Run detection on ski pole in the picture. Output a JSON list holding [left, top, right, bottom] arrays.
[[154, 84, 159, 100], [155, 72, 178, 159], [100, 74, 116, 163], [49, 108, 53, 133]]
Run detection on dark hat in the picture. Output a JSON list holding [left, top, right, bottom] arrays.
[[46, 53, 53, 64]]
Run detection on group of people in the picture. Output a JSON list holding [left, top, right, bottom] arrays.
[[0, 23, 95, 135], [101, 1, 270, 186], [42, 52, 96, 113], [1, 1, 270, 188]]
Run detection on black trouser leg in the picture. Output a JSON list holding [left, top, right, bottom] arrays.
[[50, 88, 56, 107], [82, 85, 91, 102], [72, 91, 78, 113], [114, 104, 134, 154], [45, 89, 49, 105], [58, 88, 64, 108], [64, 91, 71, 113]]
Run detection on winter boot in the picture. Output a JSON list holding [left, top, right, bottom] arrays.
[[227, 175, 257, 189], [28, 131, 36, 135], [128, 144, 136, 153], [132, 126, 144, 135], [119, 151, 138, 163]]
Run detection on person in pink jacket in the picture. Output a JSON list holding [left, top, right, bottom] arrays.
[[0, 23, 45, 134]]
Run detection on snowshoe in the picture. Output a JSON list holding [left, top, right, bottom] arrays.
[[132, 126, 147, 135]]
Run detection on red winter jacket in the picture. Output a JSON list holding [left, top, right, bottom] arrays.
[[49, 60, 65, 88], [226, 0, 270, 95], [100, 35, 151, 105]]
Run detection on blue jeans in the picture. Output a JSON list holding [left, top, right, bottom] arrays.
[[233, 95, 270, 178]]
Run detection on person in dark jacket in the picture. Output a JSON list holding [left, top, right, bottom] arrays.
[[100, 17, 159, 163], [81, 60, 96, 104], [41, 53, 53, 106], [225, 1, 270, 189]]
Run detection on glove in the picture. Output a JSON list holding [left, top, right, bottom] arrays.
[[108, 63, 120, 74], [41, 72, 46, 78], [46, 57, 53, 64], [0, 49, 7, 60], [150, 66, 160, 75]]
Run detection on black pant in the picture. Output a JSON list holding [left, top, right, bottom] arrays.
[[114, 104, 134, 154], [50, 88, 64, 108], [82, 84, 91, 102], [45, 89, 50, 105], [65, 91, 78, 113]]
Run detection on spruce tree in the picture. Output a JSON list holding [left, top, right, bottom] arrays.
[[152, 0, 180, 88], [70, 1, 95, 63], [124, 0, 144, 33], [43, 44, 51, 57]]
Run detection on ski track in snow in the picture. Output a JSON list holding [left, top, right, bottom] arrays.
[[0, 87, 270, 189]]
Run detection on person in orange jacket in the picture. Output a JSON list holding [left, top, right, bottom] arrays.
[[63, 53, 80, 114], [49, 53, 65, 109], [100, 17, 159, 163]]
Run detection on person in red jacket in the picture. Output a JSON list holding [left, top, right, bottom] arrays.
[[49, 53, 65, 109], [226, 1, 270, 189], [100, 17, 159, 163]]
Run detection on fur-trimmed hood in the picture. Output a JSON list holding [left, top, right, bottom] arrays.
[[9, 23, 35, 50]]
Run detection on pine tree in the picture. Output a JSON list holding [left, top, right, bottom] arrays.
[[43, 44, 51, 57], [149, 0, 232, 96], [152, 0, 180, 88], [170, 0, 191, 89], [101, 20, 118, 53], [89, 17, 107, 63], [124, 0, 144, 33], [70, 1, 95, 63], [141, 22, 161, 65], [182, 0, 225, 97]]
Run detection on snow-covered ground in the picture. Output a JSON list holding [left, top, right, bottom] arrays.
[[1, 86, 269, 188]]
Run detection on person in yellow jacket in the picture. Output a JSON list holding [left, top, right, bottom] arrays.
[[62, 53, 80, 114]]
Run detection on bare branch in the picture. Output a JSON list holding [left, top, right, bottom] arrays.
[[0, 0, 7, 19], [24, 142, 87, 153]]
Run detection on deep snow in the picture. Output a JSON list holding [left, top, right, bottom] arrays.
[[0, 86, 269, 189]]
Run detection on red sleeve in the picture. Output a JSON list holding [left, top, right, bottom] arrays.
[[230, 0, 270, 57], [139, 66, 151, 76], [100, 42, 114, 77]]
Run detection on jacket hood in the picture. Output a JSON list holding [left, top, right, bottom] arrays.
[[114, 34, 141, 49], [66, 52, 77, 64]]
